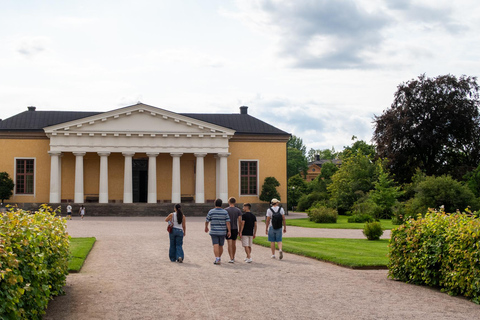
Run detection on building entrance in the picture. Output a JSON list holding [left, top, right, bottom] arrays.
[[133, 159, 148, 203]]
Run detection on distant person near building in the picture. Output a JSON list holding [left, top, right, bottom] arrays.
[[239, 203, 257, 263], [265, 198, 286, 259], [225, 197, 243, 263], [205, 199, 231, 265]]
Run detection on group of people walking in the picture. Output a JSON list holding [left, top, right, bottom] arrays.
[[165, 197, 287, 264]]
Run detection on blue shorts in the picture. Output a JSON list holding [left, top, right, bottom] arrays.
[[268, 226, 283, 242], [211, 234, 226, 246]]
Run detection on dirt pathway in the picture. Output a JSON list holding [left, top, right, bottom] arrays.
[[44, 216, 479, 320]]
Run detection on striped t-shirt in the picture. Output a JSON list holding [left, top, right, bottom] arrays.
[[206, 208, 230, 236]]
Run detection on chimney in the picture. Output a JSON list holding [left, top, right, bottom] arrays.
[[28, 106, 36, 111], [240, 106, 248, 114], [315, 154, 320, 161]]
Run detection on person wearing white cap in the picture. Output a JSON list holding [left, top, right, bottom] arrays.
[[265, 198, 286, 259]]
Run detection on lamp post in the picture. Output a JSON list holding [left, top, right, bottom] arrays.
[[291, 186, 296, 212]]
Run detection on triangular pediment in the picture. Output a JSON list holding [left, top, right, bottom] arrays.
[[44, 103, 235, 136]]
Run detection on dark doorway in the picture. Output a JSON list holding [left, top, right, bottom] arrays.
[[133, 159, 148, 203]]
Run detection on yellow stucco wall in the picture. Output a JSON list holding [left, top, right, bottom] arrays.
[[1, 138, 287, 204], [0, 138, 51, 203], [228, 141, 287, 204]]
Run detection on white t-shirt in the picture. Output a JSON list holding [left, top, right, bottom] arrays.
[[172, 212, 183, 230], [265, 206, 285, 228], [67, 205, 72, 213]]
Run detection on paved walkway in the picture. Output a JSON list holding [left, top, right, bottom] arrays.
[[44, 214, 479, 320]]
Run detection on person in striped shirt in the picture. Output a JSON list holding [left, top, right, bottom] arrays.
[[205, 199, 231, 265]]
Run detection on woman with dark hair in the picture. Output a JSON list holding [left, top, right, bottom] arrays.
[[165, 204, 186, 262]]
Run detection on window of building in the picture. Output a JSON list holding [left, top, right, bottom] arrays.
[[16, 159, 35, 194], [240, 160, 258, 195]]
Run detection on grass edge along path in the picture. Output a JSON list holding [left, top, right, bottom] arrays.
[[253, 236, 389, 269], [286, 215, 395, 230], [68, 237, 96, 273]]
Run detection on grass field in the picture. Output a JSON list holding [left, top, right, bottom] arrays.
[[286, 215, 395, 230], [253, 236, 389, 268], [68, 237, 96, 272]]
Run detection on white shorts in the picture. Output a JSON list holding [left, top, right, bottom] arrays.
[[241, 235, 253, 247]]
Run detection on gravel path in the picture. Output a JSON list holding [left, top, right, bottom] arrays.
[[44, 214, 479, 320]]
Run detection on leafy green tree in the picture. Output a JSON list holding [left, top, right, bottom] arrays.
[[259, 176, 281, 203], [464, 164, 480, 197], [340, 136, 376, 159], [287, 174, 308, 209], [308, 161, 339, 194], [287, 135, 307, 156], [0, 172, 14, 204], [368, 163, 403, 219], [328, 152, 379, 214], [307, 147, 338, 162], [405, 175, 479, 218], [373, 74, 480, 182], [287, 147, 308, 179]]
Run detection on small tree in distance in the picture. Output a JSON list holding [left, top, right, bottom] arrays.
[[0, 172, 15, 204], [259, 177, 281, 204]]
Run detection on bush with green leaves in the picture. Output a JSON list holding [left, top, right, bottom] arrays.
[[363, 222, 383, 240], [388, 209, 480, 303], [404, 174, 479, 219], [0, 205, 70, 319], [297, 192, 329, 212], [307, 206, 337, 223], [259, 177, 281, 203], [348, 213, 374, 223]]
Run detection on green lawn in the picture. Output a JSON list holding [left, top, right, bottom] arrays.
[[68, 237, 96, 272], [254, 236, 389, 268], [286, 215, 395, 230]]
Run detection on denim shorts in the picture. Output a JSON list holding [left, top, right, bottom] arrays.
[[211, 234, 226, 246], [268, 226, 283, 242]]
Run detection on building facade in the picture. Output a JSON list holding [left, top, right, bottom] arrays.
[[0, 103, 290, 206]]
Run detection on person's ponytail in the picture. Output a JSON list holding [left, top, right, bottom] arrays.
[[175, 203, 183, 224]]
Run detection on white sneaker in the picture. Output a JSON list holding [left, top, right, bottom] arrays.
[[271, 255, 276, 259], [228, 259, 235, 263], [246, 258, 252, 263], [244, 258, 249, 262]]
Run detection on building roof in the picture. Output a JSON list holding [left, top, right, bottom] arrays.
[[308, 159, 342, 167], [0, 106, 290, 136]]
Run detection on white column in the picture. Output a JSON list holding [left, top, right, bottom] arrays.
[[171, 153, 183, 203], [49, 151, 61, 203], [58, 154, 62, 201], [123, 152, 135, 204], [195, 153, 207, 203], [215, 156, 220, 199], [218, 153, 230, 201], [98, 152, 110, 204], [147, 152, 159, 203], [73, 152, 86, 203]]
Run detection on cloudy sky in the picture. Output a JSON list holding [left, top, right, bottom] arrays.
[[1, 0, 479, 152]]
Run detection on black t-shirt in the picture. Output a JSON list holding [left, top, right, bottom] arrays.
[[241, 212, 257, 236]]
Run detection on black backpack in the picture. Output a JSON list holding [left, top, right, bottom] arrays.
[[270, 207, 283, 229]]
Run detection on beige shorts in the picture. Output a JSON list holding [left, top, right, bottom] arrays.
[[241, 235, 253, 247]]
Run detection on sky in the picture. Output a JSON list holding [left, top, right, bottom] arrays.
[[1, 0, 479, 152]]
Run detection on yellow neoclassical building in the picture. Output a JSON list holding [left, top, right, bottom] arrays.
[[0, 103, 290, 207]]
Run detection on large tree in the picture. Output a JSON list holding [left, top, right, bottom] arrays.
[[373, 74, 480, 182], [287, 135, 308, 179]]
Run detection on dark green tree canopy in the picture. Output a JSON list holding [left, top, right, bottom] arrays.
[[287, 147, 308, 179], [287, 135, 307, 156], [0, 172, 14, 203], [373, 74, 480, 182], [259, 176, 281, 203]]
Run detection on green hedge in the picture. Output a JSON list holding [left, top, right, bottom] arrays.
[[0, 205, 70, 319], [388, 209, 480, 303]]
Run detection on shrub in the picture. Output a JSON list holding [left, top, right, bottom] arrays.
[[307, 206, 337, 223], [388, 210, 480, 303], [404, 175, 479, 218], [297, 192, 328, 212], [363, 222, 383, 240], [348, 213, 374, 223], [259, 177, 281, 203], [0, 205, 70, 319]]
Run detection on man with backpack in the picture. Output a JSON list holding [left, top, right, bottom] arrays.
[[265, 198, 286, 259]]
